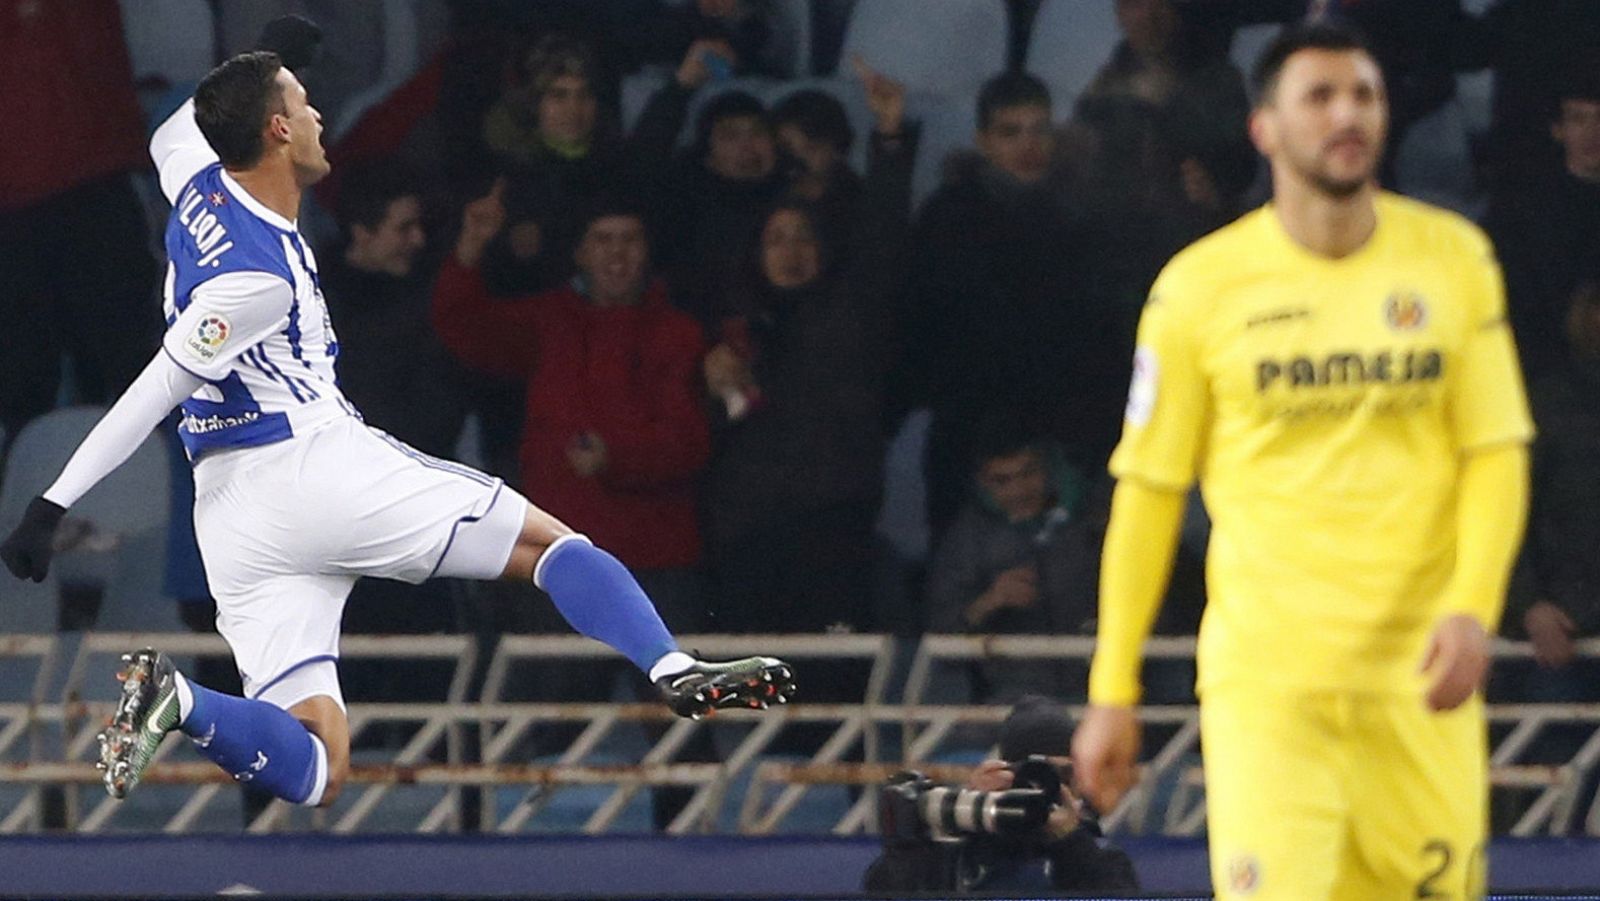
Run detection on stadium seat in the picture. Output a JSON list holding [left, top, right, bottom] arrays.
[[1230, 22, 1283, 85], [874, 408, 931, 564], [119, 0, 216, 95], [838, 0, 1007, 98], [1394, 97, 1480, 215], [904, 90, 981, 208], [328, 0, 433, 140], [1024, 0, 1123, 118], [0, 407, 172, 633]]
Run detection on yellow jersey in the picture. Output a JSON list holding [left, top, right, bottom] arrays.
[[1111, 192, 1534, 696]]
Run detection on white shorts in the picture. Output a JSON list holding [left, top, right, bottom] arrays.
[[191, 417, 528, 709]]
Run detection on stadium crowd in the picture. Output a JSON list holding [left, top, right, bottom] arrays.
[[2, 0, 1598, 832]]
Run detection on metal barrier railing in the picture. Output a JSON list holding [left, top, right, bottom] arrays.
[[0, 632, 1596, 837]]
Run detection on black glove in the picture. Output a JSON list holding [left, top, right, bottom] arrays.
[[0, 497, 67, 583], [256, 14, 323, 73]]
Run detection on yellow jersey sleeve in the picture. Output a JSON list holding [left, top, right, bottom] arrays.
[[1109, 265, 1210, 490], [1449, 227, 1534, 451]]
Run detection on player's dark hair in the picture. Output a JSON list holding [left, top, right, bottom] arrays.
[[1250, 20, 1377, 107], [336, 160, 421, 233], [977, 70, 1051, 131], [195, 51, 288, 170]]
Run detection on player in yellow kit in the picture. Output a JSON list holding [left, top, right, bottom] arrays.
[[1071, 21, 1533, 901]]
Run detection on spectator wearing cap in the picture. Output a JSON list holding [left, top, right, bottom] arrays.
[[1485, 67, 1600, 382], [478, 33, 637, 297], [629, 38, 785, 325]]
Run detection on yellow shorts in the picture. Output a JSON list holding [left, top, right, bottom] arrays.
[[1200, 685, 1487, 900]]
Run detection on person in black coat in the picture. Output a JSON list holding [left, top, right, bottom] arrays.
[[896, 72, 1120, 536], [701, 67, 917, 635]]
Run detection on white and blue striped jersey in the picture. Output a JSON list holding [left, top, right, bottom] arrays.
[[155, 106, 355, 459]]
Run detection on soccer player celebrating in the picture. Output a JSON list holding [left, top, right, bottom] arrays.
[[0, 48, 794, 808], [1073, 21, 1531, 900]]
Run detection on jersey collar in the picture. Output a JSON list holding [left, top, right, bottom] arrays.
[[220, 169, 298, 233]]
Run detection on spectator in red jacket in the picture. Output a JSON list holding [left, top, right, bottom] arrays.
[[433, 184, 711, 626], [435, 185, 714, 829]]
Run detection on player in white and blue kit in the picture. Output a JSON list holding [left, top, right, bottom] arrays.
[[0, 49, 794, 807]]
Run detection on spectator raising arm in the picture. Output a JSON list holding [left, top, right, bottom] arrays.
[[432, 179, 543, 379]]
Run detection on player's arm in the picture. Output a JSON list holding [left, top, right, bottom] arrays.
[[1074, 269, 1208, 813], [1, 272, 293, 582], [150, 99, 220, 206], [1422, 226, 1536, 710], [1090, 479, 1187, 705], [0, 354, 203, 581]]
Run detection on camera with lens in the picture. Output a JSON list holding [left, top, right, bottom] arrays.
[[878, 755, 1064, 844]]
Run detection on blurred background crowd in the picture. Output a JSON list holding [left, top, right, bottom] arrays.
[[1, 0, 1599, 830]]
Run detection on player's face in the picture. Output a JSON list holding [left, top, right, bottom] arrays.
[[1553, 98, 1600, 180], [1252, 49, 1387, 199], [538, 75, 598, 147], [353, 196, 426, 277], [576, 215, 649, 304], [979, 104, 1054, 185], [275, 68, 331, 186], [761, 208, 821, 290], [977, 448, 1051, 523]]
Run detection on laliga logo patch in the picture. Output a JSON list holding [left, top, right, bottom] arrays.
[[1384, 291, 1428, 331], [183, 314, 231, 363], [1227, 854, 1260, 894], [1125, 346, 1158, 426]]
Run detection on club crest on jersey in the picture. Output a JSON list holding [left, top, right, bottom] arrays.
[[1227, 854, 1260, 894], [1384, 291, 1428, 331], [183, 314, 231, 363]]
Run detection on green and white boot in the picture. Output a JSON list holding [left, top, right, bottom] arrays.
[[96, 648, 181, 799]]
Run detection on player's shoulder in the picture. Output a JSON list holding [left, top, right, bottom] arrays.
[[1149, 207, 1273, 310], [1377, 191, 1494, 259]]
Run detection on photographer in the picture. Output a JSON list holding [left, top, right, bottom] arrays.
[[863, 696, 1140, 894]]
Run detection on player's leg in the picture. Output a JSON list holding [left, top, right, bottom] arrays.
[[1337, 693, 1489, 900], [1201, 686, 1351, 900], [441, 493, 796, 717], [100, 468, 352, 805], [99, 650, 341, 807], [327, 421, 795, 717]]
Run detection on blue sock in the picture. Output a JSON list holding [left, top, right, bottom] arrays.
[[178, 676, 325, 804], [535, 535, 677, 673]]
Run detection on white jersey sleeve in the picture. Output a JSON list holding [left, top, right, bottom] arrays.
[[42, 354, 204, 508], [163, 271, 295, 382], [150, 98, 220, 206]]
